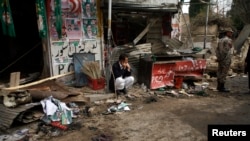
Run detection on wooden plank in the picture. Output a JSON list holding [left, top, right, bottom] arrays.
[[84, 94, 114, 102], [2, 71, 74, 91], [10, 72, 20, 87], [135, 43, 151, 48]]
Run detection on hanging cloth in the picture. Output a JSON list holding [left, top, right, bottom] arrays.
[[0, 0, 16, 37], [54, 0, 62, 39], [35, 0, 48, 38]]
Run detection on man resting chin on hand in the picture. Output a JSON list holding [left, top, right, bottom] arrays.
[[109, 53, 134, 95]]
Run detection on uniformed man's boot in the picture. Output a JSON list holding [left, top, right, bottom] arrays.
[[217, 82, 221, 91], [219, 83, 230, 92]]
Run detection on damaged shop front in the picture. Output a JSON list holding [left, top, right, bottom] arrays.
[[101, 0, 180, 46], [0, 0, 209, 139], [101, 0, 207, 90], [0, 0, 103, 132]]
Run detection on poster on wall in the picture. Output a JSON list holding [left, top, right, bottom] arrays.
[[49, 18, 68, 41], [171, 14, 180, 39], [82, 0, 96, 19], [54, 56, 70, 64], [51, 41, 68, 58], [48, 0, 97, 41], [53, 63, 74, 75], [68, 39, 80, 57], [48, 0, 82, 41], [49, 18, 59, 41], [67, 0, 82, 18], [51, 41, 73, 74], [83, 19, 97, 40], [65, 18, 82, 39], [46, 0, 100, 76], [48, 0, 71, 16], [48, 0, 67, 41]]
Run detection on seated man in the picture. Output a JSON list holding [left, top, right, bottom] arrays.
[[109, 53, 134, 94]]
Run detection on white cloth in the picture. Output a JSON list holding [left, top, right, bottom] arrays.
[[115, 76, 134, 90], [40, 96, 58, 116], [40, 96, 73, 124]]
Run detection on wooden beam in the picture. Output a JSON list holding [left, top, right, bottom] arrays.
[[2, 71, 74, 91]]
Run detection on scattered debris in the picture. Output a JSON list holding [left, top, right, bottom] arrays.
[[144, 96, 158, 103], [179, 89, 194, 97], [3, 90, 32, 108], [166, 90, 179, 97], [40, 96, 74, 125], [0, 128, 30, 141], [91, 133, 113, 141]]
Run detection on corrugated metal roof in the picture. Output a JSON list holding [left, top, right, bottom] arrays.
[[104, 0, 178, 5], [0, 103, 40, 130], [102, 0, 178, 12]]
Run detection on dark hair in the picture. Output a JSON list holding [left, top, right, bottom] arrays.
[[119, 53, 128, 61], [218, 32, 225, 39], [85, 2, 90, 6]]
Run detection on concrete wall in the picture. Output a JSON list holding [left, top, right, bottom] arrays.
[[180, 13, 218, 50]]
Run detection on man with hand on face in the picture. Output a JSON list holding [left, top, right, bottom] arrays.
[[109, 53, 134, 95]]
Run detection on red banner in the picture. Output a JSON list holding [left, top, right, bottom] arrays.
[[174, 59, 206, 76], [151, 63, 175, 89]]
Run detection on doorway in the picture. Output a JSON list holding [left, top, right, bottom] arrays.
[[0, 0, 43, 81]]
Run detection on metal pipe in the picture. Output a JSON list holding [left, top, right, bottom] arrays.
[[106, 0, 112, 93], [107, 0, 112, 40], [179, 5, 194, 48], [204, 1, 210, 49]]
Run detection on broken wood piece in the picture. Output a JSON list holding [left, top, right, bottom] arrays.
[[61, 94, 90, 104], [166, 90, 179, 97], [179, 89, 194, 97], [84, 94, 115, 102], [10, 72, 20, 87], [133, 18, 159, 45], [27, 86, 51, 91]]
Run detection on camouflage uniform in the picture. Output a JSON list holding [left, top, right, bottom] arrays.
[[216, 35, 232, 91]]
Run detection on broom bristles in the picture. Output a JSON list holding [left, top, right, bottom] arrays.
[[82, 61, 102, 79]]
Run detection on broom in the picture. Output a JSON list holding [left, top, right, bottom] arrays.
[[82, 61, 102, 79]]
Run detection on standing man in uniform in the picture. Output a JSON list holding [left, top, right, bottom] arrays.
[[216, 28, 234, 92], [244, 46, 250, 92]]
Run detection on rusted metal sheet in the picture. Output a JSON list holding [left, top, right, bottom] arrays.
[[0, 103, 40, 130], [102, 0, 178, 12], [111, 0, 178, 5], [165, 38, 183, 49]]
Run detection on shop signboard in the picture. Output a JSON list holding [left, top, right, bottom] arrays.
[[151, 63, 175, 89]]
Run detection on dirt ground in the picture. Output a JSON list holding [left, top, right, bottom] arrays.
[[2, 74, 250, 141]]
